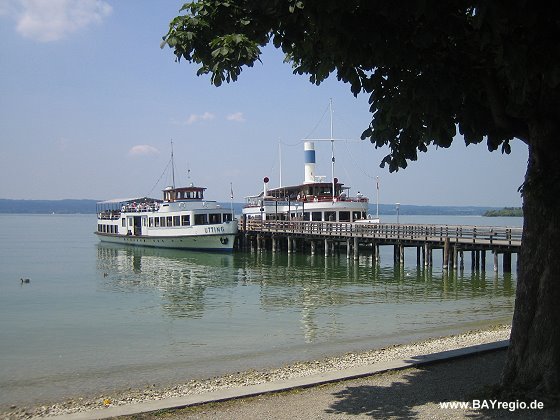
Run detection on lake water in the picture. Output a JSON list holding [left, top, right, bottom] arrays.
[[0, 214, 521, 409]]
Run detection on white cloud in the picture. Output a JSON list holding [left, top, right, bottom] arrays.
[[227, 112, 246, 123], [186, 112, 215, 125], [4, 0, 112, 42], [128, 145, 159, 157]]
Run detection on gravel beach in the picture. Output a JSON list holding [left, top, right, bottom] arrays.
[[1, 324, 524, 419]]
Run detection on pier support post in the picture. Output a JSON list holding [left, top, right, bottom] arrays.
[[453, 246, 459, 270], [354, 237, 359, 260], [471, 251, 476, 271], [424, 243, 430, 267], [503, 252, 512, 273], [443, 238, 450, 270], [287, 237, 292, 254], [459, 250, 464, 271], [493, 250, 499, 272], [399, 244, 404, 265], [257, 234, 262, 251], [324, 239, 329, 257], [481, 251, 486, 272], [416, 247, 421, 266], [310, 240, 316, 256], [347, 239, 351, 259]]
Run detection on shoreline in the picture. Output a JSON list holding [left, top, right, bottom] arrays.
[[3, 323, 511, 419]]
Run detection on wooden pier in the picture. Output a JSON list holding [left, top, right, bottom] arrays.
[[237, 220, 522, 273]]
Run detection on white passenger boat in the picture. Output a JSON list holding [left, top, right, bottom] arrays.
[[242, 140, 375, 224], [95, 184, 237, 251], [95, 143, 238, 252]]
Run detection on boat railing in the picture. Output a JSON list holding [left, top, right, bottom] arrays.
[[244, 196, 368, 208]]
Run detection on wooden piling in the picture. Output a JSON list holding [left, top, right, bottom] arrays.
[[443, 238, 450, 270], [503, 252, 512, 273]]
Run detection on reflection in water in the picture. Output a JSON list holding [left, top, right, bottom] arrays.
[[96, 244, 516, 344], [97, 244, 236, 319]]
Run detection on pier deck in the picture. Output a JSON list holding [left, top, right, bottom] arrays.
[[238, 220, 522, 272]]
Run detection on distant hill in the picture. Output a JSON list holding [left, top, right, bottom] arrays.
[[0, 199, 500, 216], [0, 199, 98, 214], [374, 203, 497, 216]]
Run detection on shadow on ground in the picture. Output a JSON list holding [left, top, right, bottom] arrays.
[[325, 350, 556, 419]]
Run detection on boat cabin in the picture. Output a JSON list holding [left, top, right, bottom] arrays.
[[163, 185, 206, 202]]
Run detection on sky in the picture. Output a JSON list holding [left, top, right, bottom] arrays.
[[0, 0, 528, 207]]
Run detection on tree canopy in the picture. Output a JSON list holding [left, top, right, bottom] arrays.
[[163, 0, 559, 173]]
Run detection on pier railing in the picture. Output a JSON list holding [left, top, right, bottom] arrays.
[[242, 219, 523, 248]]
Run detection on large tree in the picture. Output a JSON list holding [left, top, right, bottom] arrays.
[[162, 0, 560, 402]]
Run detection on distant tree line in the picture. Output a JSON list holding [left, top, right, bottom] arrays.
[[483, 207, 523, 217]]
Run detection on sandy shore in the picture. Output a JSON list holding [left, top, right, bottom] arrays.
[[3, 324, 512, 419]]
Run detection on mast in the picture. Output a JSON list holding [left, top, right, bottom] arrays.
[[330, 98, 335, 202], [279, 141, 282, 189], [170, 139, 176, 189]]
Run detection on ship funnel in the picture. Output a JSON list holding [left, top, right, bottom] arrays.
[[304, 141, 316, 184], [263, 176, 269, 197]]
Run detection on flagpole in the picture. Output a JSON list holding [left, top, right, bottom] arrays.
[[376, 176, 379, 220], [230, 182, 234, 218]]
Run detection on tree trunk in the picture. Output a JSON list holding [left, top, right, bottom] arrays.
[[501, 120, 560, 404]]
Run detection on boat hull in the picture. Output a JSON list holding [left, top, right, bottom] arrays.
[[95, 231, 236, 251]]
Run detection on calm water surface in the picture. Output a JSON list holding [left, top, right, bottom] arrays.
[[0, 214, 521, 408]]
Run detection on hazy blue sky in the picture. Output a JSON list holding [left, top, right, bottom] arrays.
[[0, 0, 528, 206]]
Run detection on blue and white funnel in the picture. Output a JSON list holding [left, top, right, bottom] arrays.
[[304, 141, 316, 184]]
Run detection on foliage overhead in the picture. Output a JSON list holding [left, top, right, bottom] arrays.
[[163, 0, 560, 172]]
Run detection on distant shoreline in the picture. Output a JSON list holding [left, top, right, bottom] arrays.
[[0, 198, 521, 217]]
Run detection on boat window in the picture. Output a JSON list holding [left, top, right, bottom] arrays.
[[209, 213, 221, 224], [167, 216, 173, 226], [181, 215, 190, 226], [142, 217, 147, 227], [325, 211, 336, 222], [160, 216, 166, 227], [122, 218, 126, 227], [339, 211, 351, 222], [173, 216, 180, 226], [149, 217, 154, 227], [194, 214, 207, 225], [303, 212, 310, 221], [312, 212, 322, 221], [154, 217, 160, 227], [353, 211, 363, 221], [223, 213, 233, 222]]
